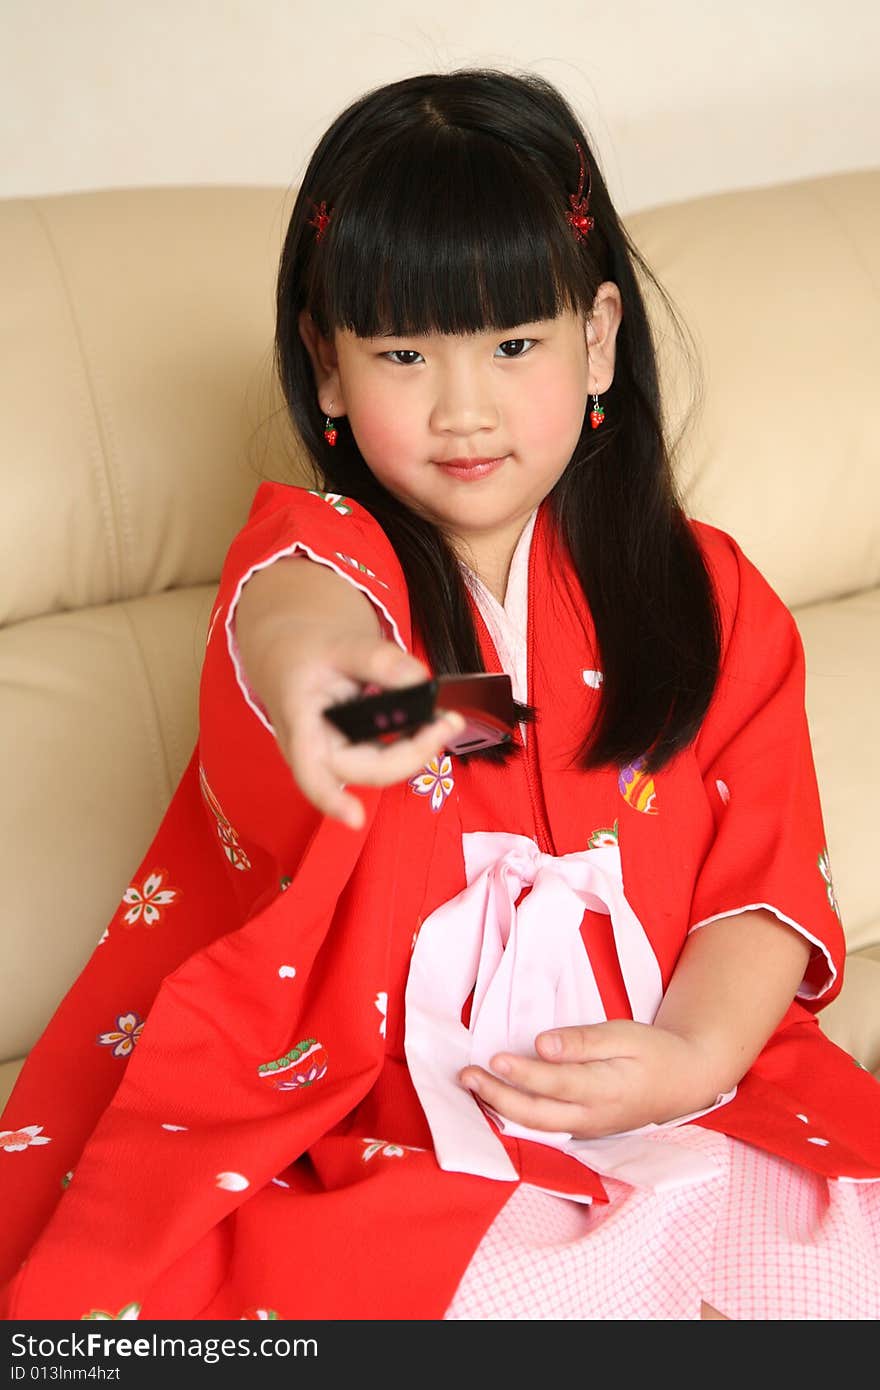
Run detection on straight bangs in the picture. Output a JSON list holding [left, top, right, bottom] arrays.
[[308, 128, 595, 340]]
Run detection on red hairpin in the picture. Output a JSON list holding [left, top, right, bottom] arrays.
[[309, 145, 592, 247], [307, 199, 332, 243], [566, 142, 595, 242]]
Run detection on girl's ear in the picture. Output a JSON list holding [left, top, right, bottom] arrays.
[[298, 310, 346, 416], [586, 282, 623, 394]]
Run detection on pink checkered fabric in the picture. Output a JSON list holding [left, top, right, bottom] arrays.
[[444, 1125, 880, 1320]]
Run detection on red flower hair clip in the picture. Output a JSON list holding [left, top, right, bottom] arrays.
[[566, 141, 595, 242], [308, 141, 594, 249], [307, 199, 332, 243]]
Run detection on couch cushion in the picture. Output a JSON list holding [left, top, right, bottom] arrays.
[[0, 187, 306, 628], [627, 169, 880, 610], [0, 1058, 24, 1117], [0, 585, 213, 1064]]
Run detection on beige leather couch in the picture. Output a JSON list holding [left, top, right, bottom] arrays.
[[1, 170, 878, 1113]]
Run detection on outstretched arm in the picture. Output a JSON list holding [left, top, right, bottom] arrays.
[[234, 555, 463, 829], [459, 908, 812, 1138]]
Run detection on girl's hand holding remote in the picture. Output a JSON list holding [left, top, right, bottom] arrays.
[[233, 557, 465, 830]]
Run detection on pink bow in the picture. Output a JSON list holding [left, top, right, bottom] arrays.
[[404, 833, 732, 1191]]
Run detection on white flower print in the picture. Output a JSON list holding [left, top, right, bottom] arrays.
[[216, 1171, 250, 1191], [374, 991, 388, 1038], [361, 1138, 424, 1162], [121, 869, 178, 926], [818, 847, 841, 921], [97, 1012, 144, 1058], [715, 779, 730, 805], [409, 754, 455, 812], [0, 1124, 52, 1153]]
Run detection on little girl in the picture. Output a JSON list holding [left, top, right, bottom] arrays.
[[3, 69, 879, 1323]]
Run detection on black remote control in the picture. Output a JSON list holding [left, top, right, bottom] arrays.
[[324, 672, 516, 753], [324, 679, 438, 743]]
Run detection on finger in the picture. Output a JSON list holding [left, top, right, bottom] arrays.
[[283, 711, 376, 828], [480, 1052, 623, 1107], [535, 1020, 646, 1063], [287, 750, 368, 830], [458, 1065, 590, 1136], [330, 710, 465, 787], [291, 711, 465, 830]]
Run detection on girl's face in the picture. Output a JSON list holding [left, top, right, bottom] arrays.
[[300, 293, 620, 591]]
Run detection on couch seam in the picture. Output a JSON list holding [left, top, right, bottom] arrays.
[[808, 174, 879, 297], [117, 600, 176, 805]]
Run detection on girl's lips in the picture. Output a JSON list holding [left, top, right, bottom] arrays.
[[435, 455, 508, 480]]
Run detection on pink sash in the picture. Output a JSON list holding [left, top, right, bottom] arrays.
[[405, 832, 735, 1191]]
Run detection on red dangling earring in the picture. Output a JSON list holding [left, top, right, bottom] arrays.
[[590, 393, 605, 429], [323, 412, 338, 447]]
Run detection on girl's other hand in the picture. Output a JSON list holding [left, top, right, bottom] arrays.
[[458, 1020, 722, 1140]]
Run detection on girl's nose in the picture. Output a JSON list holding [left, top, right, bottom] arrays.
[[429, 370, 500, 437]]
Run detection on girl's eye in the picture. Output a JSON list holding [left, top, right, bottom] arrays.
[[383, 349, 424, 366], [496, 338, 536, 358], [382, 338, 536, 366]]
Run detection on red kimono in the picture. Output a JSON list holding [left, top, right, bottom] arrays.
[[2, 482, 878, 1321]]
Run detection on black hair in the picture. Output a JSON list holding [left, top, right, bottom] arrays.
[[274, 68, 721, 773]]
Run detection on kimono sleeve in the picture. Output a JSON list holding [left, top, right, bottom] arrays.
[[217, 482, 413, 736], [687, 525, 845, 1010], [197, 480, 416, 906]]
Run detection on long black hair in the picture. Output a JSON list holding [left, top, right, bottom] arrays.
[[274, 68, 721, 773]]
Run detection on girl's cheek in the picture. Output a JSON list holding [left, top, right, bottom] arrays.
[[347, 383, 399, 443], [515, 386, 568, 449], [354, 415, 408, 463], [532, 373, 588, 445]]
